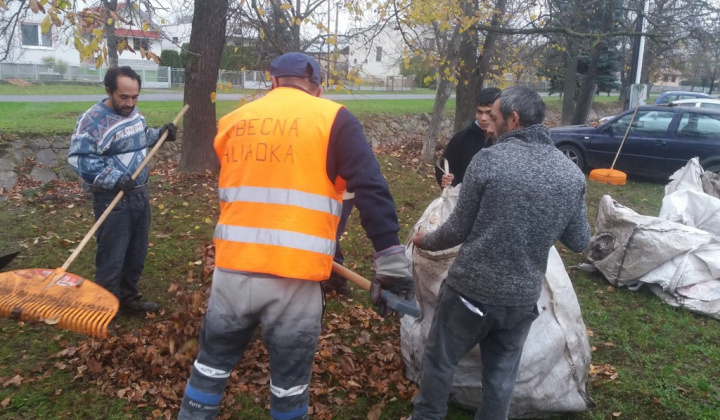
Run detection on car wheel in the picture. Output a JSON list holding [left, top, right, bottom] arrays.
[[558, 144, 586, 171]]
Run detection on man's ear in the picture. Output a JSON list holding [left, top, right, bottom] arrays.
[[105, 87, 112, 97], [315, 85, 323, 98], [271, 76, 279, 89], [509, 111, 521, 130]]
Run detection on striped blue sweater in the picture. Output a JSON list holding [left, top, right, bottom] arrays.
[[68, 100, 161, 191]]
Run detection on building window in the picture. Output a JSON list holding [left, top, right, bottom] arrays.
[[21, 23, 52, 47], [376, 47, 382, 62], [172, 36, 179, 43], [133, 37, 150, 50], [663, 75, 669, 82], [423, 37, 435, 50], [672, 75, 677, 83]]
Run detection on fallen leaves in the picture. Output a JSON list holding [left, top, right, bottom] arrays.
[[34, 240, 416, 419], [2, 375, 22, 388], [590, 363, 619, 386]]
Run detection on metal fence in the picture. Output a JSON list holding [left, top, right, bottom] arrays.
[[649, 84, 711, 94], [0, 63, 421, 92], [169, 68, 270, 89], [0, 63, 171, 88]]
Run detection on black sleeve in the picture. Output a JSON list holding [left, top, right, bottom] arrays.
[[435, 131, 462, 186], [326, 108, 400, 252]]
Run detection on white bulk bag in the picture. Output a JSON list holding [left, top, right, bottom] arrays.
[[401, 186, 593, 418]]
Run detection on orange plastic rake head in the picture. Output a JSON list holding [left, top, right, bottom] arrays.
[[589, 168, 627, 186], [0, 269, 118, 338]]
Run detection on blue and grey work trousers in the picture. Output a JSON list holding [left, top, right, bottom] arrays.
[[179, 269, 324, 420], [412, 282, 539, 420], [92, 188, 150, 302]]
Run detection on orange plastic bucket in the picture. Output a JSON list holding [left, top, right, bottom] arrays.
[[589, 168, 627, 185]]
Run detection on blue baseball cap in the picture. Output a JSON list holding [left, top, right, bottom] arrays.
[[269, 52, 322, 86]]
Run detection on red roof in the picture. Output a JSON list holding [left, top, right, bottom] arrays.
[[115, 28, 161, 39]]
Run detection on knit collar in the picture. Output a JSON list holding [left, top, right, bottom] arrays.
[[495, 124, 552, 146]]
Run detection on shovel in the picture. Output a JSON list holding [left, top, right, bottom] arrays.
[[0, 105, 189, 338]]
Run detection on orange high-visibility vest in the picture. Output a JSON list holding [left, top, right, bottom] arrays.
[[214, 87, 346, 281]]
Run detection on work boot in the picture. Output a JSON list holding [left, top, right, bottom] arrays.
[[120, 296, 160, 314], [323, 271, 351, 296]]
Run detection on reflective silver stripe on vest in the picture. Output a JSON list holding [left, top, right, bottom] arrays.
[[215, 225, 336, 256], [218, 186, 341, 216]]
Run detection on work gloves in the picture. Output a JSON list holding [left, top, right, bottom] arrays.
[[371, 245, 415, 317], [159, 122, 177, 142], [115, 174, 135, 195]]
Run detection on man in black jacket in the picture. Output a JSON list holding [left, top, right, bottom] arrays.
[[435, 87, 501, 188]]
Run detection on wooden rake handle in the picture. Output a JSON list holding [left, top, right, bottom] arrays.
[[60, 104, 190, 272], [610, 106, 640, 170]]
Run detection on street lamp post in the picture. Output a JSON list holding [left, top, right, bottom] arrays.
[[629, 0, 649, 108]]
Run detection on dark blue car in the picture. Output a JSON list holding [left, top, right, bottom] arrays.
[[551, 105, 720, 178], [654, 91, 711, 105]]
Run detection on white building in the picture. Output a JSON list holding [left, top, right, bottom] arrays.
[[159, 23, 192, 52], [342, 24, 406, 86], [0, 2, 163, 70]]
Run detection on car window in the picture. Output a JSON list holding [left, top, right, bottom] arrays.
[[612, 110, 674, 135], [659, 94, 678, 103], [676, 112, 720, 139], [700, 103, 720, 110]]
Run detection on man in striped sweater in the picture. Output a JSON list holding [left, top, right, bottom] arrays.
[[68, 66, 176, 315]]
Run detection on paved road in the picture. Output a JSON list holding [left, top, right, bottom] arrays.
[[0, 93, 446, 102]]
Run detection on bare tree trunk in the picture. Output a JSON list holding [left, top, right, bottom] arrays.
[[454, 0, 479, 133], [561, 42, 579, 125], [422, 77, 453, 163], [422, 27, 463, 163], [572, 0, 614, 125], [456, 0, 506, 132], [293, 0, 301, 50], [709, 65, 717, 95], [180, 0, 229, 173], [103, 0, 118, 67]]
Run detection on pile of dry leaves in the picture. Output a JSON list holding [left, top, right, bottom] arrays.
[[51, 241, 415, 419]]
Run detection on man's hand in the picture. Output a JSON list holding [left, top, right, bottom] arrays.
[[159, 123, 177, 142], [440, 173, 454, 188], [115, 175, 135, 195], [412, 231, 426, 249], [370, 246, 415, 317]]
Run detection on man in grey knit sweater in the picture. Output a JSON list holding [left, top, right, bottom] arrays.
[[409, 86, 591, 420]]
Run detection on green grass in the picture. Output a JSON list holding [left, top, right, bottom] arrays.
[[0, 99, 451, 137], [1, 108, 719, 419], [0, 82, 436, 96], [3, 159, 719, 419], [542, 94, 623, 113]]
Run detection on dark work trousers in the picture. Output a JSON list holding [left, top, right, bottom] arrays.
[[92, 188, 150, 302], [412, 282, 539, 420], [333, 198, 354, 265], [179, 270, 323, 420]]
